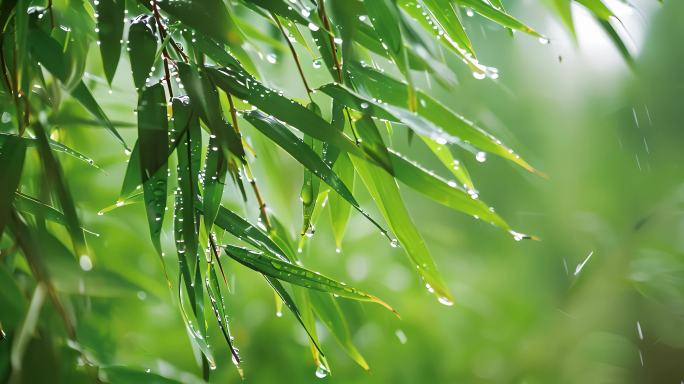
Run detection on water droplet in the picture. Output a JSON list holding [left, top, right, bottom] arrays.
[[266, 53, 277, 64], [390, 239, 399, 248], [425, 283, 435, 293], [466, 8, 474, 17], [276, 311, 283, 318], [312, 59, 322, 69], [475, 151, 487, 163], [79, 255, 93, 271], [538, 37, 550, 45], [315, 363, 329, 378], [472, 71, 486, 80], [395, 329, 407, 344], [437, 296, 454, 306], [308, 22, 320, 32]]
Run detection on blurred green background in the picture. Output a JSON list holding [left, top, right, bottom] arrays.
[[3, 0, 683, 383]]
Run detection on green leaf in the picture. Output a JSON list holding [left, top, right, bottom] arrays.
[[346, 63, 539, 173], [28, 25, 127, 148], [177, 63, 245, 159], [420, 137, 475, 191], [420, 0, 475, 56], [309, 291, 369, 370], [0, 135, 26, 237], [351, 156, 453, 304], [173, 96, 201, 263], [242, 110, 390, 238], [206, 66, 366, 160], [137, 83, 168, 253], [203, 135, 228, 231], [157, 0, 233, 46], [97, 0, 125, 84], [387, 149, 512, 231], [329, 153, 354, 250], [457, 0, 544, 37], [224, 244, 398, 315], [14, 192, 95, 236], [128, 15, 158, 90]]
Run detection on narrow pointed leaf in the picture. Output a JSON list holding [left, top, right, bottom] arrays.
[[243, 110, 390, 238], [137, 83, 168, 253], [0, 135, 27, 237], [128, 16, 158, 90], [97, 0, 125, 84], [224, 244, 398, 315], [351, 156, 453, 304]]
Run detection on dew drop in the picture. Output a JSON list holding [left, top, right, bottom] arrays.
[[308, 22, 320, 32], [475, 151, 487, 163], [315, 363, 329, 378], [79, 255, 93, 271], [437, 296, 454, 306], [390, 239, 399, 248]]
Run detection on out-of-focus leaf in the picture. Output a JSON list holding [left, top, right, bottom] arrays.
[[29, 25, 127, 148], [224, 244, 398, 315], [309, 291, 369, 370], [351, 156, 453, 305], [137, 83, 168, 253], [0, 265, 27, 328], [32, 122, 87, 257], [100, 366, 185, 384], [329, 153, 354, 250], [0, 133, 100, 169], [97, 0, 125, 84], [0, 135, 26, 237], [128, 15, 158, 90], [14, 192, 95, 236], [38, 230, 141, 297]]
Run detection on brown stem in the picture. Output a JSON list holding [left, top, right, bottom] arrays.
[[226, 94, 272, 231], [317, 2, 343, 83], [151, 1, 188, 63], [151, 1, 174, 98], [271, 13, 313, 102]]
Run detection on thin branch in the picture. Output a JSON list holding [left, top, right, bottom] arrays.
[[226, 94, 273, 231], [271, 13, 313, 103]]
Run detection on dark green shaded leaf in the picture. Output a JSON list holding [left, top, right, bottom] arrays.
[[97, 0, 125, 84], [128, 16, 158, 90], [0, 135, 26, 237], [137, 83, 168, 253]]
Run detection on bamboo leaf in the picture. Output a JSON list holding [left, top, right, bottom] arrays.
[[97, 0, 125, 84], [242, 110, 390, 238], [224, 244, 398, 315], [137, 83, 168, 253], [0, 135, 27, 237], [157, 0, 233, 46], [351, 156, 453, 305], [128, 15, 158, 90], [329, 153, 354, 250]]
